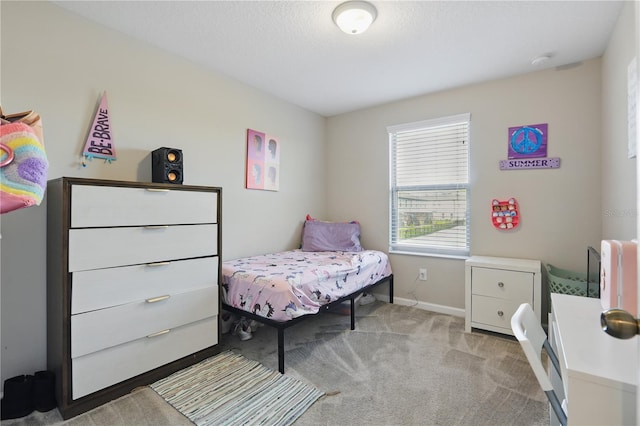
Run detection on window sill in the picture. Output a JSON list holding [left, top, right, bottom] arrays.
[[389, 249, 469, 261]]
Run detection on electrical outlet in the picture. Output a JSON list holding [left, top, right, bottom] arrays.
[[419, 268, 427, 281]]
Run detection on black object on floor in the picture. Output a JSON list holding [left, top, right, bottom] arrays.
[[1, 374, 35, 420], [34, 370, 56, 412]]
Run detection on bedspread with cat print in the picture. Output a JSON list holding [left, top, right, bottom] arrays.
[[221, 249, 392, 322]]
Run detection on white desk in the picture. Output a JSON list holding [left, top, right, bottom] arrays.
[[550, 293, 637, 425]]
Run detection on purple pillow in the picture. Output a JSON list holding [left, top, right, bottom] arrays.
[[301, 220, 363, 252]]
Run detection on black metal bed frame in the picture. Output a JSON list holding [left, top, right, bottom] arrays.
[[222, 273, 394, 374]]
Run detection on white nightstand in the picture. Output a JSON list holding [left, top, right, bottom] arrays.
[[465, 256, 541, 335]]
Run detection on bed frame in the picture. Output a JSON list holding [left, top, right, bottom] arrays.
[[222, 273, 393, 374]]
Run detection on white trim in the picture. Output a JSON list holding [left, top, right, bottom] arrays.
[[386, 112, 471, 133], [389, 250, 469, 260], [372, 293, 465, 317], [390, 247, 469, 258]]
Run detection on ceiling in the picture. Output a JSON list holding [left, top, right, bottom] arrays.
[[51, 0, 624, 117]]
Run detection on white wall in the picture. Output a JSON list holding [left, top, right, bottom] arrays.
[[0, 1, 326, 383], [327, 60, 603, 312], [602, 0, 637, 240]]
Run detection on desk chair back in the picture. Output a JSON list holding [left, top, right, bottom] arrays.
[[511, 303, 567, 426]]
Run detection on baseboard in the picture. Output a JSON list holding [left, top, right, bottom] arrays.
[[373, 293, 465, 317]]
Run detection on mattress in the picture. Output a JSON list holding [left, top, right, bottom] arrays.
[[222, 249, 392, 322]]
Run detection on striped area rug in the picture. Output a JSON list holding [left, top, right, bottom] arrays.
[[150, 351, 324, 426]]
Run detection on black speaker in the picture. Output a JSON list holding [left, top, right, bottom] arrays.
[[152, 147, 183, 184]]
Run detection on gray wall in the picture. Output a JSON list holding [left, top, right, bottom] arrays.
[[327, 60, 603, 313], [1, 1, 326, 383]]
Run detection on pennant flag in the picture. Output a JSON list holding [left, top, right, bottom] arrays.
[[82, 91, 116, 165]]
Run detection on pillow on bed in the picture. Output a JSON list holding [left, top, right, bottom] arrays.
[[301, 216, 363, 252]]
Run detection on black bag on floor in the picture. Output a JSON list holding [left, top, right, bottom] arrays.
[[0, 374, 34, 420], [34, 371, 56, 412]]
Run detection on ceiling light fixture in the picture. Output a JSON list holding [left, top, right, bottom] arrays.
[[332, 1, 377, 35]]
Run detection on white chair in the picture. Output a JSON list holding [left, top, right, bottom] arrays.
[[511, 303, 567, 426]]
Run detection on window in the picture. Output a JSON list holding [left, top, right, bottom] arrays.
[[388, 113, 470, 257]]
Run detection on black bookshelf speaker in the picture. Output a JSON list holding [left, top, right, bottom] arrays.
[[152, 147, 183, 184]]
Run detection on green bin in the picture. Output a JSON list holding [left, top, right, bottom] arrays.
[[545, 263, 599, 298]]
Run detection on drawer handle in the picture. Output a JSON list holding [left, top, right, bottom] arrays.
[[144, 225, 169, 230], [497, 310, 504, 317], [146, 295, 171, 303], [145, 188, 170, 193], [497, 281, 504, 288], [146, 261, 171, 267], [147, 329, 171, 338]]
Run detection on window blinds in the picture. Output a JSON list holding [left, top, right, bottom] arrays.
[[388, 113, 470, 256]]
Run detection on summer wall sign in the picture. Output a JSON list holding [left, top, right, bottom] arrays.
[[499, 123, 560, 170]]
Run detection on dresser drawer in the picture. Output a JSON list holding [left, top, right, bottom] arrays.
[[72, 257, 218, 314], [72, 316, 218, 400], [471, 267, 533, 300], [471, 295, 522, 331], [71, 286, 218, 358], [68, 224, 217, 272], [71, 185, 217, 227]]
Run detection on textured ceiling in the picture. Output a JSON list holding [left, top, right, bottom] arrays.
[[51, 0, 624, 117]]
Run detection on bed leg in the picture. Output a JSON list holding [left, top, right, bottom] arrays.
[[389, 275, 394, 304], [350, 298, 356, 330], [278, 328, 285, 374]]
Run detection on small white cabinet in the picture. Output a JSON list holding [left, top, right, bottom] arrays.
[[47, 177, 222, 419], [465, 256, 541, 335]]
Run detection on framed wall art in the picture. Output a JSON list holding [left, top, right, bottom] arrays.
[[246, 128, 280, 191]]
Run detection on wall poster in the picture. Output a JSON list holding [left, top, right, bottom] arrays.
[[82, 91, 116, 167], [246, 128, 280, 191], [500, 122, 561, 170]]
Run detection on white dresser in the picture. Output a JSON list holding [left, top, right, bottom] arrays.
[[47, 177, 222, 419], [550, 293, 637, 425], [465, 256, 541, 335]]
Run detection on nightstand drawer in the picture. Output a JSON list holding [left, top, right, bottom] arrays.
[[68, 224, 217, 272], [71, 286, 218, 358], [71, 184, 217, 227], [471, 295, 522, 330], [471, 267, 533, 300], [72, 257, 218, 314]]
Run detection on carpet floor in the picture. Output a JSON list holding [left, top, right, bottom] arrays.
[[1, 301, 548, 425], [221, 301, 549, 426]]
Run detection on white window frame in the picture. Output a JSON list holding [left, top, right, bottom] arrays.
[[388, 113, 470, 258]]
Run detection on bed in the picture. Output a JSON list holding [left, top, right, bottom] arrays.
[[221, 217, 393, 373]]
